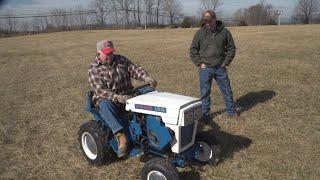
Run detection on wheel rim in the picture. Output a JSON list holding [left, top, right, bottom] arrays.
[[81, 132, 98, 160], [195, 141, 213, 162], [147, 170, 167, 180]]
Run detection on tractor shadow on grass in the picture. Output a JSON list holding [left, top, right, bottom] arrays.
[[180, 122, 252, 180], [180, 169, 201, 180], [205, 121, 252, 163], [212, 90, 276, 118]]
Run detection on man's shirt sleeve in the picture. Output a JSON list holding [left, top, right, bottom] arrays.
[[190, 31, 202, 66], [224, 30, 236, 66], [88, 66, 116, 101], [124, 57, 148, 81]]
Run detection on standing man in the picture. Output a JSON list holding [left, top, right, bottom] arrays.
[[189, 10, 239, 122], [88, 39, 157, 157]]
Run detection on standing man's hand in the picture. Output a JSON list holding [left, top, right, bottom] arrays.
[[221, 63, 227, 69], [200, 63, 207, 69]]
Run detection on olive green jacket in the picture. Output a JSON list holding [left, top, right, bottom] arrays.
[[189, 21, 236, 67]]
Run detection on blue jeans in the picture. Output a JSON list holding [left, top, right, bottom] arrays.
[[199, 65, 237, 118], [99, 86, 155, 134]]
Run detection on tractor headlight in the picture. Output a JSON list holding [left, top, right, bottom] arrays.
[[184, 109, 194, 124], [184, 105, 202, 125], [193, 106, 202, 120]]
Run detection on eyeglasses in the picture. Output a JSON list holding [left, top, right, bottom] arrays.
[[204, 19, 214, 23]]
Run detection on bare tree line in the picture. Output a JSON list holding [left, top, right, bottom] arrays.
[[0, 0, 184, 35], [0, 0, 224, 35], [233, 0, 281, 26], [0, 11, 18, 33], [292, 0, 320, 24], [1, 0, 320, 37], [232, 0, 320, 26], [199, 0, 223, 16]]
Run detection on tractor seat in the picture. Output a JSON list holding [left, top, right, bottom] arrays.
[[85, 91, 102, 121]]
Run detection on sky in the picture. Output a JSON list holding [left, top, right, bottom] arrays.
[[0, 0, 298, 18]]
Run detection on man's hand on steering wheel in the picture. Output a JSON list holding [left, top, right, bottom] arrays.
[[144, 76, 157, 88], [115, 94, 132, 104]]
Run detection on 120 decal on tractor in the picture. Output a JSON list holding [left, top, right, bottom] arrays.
[[79, 85, 221, 180]]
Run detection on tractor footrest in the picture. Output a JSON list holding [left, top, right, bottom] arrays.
[[129, 148, 144, 157]]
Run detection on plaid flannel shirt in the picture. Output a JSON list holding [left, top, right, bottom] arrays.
[[88, 54, 148, 104]]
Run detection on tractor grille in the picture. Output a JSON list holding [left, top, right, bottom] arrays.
[[180, 122, 195, 148], [184, 105, 202, 125]]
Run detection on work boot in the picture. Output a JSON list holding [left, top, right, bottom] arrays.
[[201, 114, 213, 124], [115, 132, 127, 157]]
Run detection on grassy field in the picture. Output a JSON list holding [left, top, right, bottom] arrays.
[[0, 25, 319, 179]]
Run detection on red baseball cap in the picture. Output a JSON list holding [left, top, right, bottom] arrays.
[[100, 47, 114, 55]]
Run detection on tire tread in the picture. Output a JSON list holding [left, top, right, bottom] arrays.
[[141, 158, 179, 180]]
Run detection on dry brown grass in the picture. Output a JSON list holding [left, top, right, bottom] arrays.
[[0, 25, 319, 179]]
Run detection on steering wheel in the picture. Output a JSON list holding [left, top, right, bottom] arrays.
[[128, 83, 154, 97]]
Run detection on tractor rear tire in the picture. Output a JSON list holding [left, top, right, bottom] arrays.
[[195, 132, 221, 166], [78, 120, 114, 166], [141, 158, 179, 180]]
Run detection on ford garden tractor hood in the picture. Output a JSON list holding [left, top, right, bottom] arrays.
[[126, 91, 200, 125]]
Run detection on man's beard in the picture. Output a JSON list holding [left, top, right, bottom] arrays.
[[206, 21, 215, 29], [100, 55, 115, 65], [101, 60, 113, 65]]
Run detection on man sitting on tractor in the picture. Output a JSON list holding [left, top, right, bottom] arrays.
[[88, 39, 157, 157]]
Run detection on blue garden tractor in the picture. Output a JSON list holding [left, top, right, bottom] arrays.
[[79, 85, 221, 180]]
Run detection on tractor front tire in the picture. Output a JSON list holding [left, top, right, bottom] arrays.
[[78, 120, 114, 166], [141, 158, 179, 180], [195, 132, 221, 166]]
